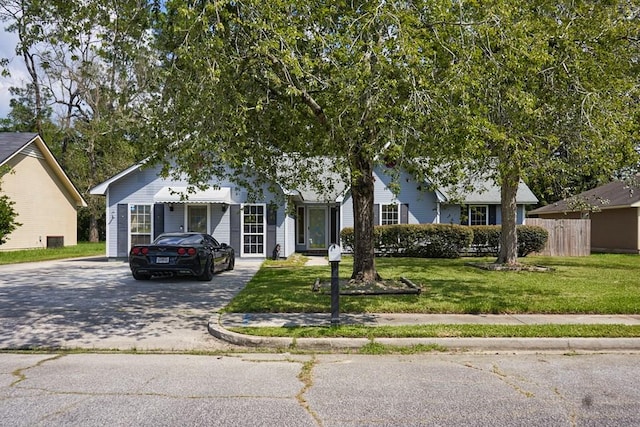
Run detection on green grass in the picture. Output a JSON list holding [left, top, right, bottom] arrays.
[[224, 254, 640, 339], [225, 254, 640, 315], [230, 324, 640, 338], [0, 242, 106, 265]]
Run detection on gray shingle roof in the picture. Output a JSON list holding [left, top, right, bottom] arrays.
[[439, 178, 539, 204], [0, 132, 38, 165]]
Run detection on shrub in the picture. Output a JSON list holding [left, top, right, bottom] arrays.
[[340, 224, 548, 258], [517, 225, 549, 257], [340, 224, 473, 258], [465, 225, 548, 257], [468, 225, 501, 255]]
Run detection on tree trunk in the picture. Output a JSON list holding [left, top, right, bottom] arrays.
[[89, 214, 99, 243], [350, 151, 380, 282], [497, 166, 520, 265]]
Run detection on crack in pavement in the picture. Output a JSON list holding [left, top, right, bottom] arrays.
[[10, 354, 66, 387]]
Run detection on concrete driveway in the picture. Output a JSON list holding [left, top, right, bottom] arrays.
[[0, 257, 261, 351]]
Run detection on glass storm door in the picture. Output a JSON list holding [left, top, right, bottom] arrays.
[[188, 205, 208, 233], [308, 207, 327, 249]]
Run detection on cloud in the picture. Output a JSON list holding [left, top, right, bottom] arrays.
[[0, 27, 27, 119]]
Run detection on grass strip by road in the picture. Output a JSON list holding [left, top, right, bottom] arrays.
[[0, 242, 106, 265], [229, 324, 640, 339]]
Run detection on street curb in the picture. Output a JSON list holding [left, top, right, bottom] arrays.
[[208, 314, 640, 352]]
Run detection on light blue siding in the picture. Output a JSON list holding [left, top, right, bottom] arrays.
[[103, 163, 285, 258], [341, 167, 440, 228], [440, 205, 461, 225]]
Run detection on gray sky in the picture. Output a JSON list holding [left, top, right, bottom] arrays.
[[0, 26, 24, 119]]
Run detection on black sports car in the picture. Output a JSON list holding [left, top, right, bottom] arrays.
[[129, 232, 235, 281]]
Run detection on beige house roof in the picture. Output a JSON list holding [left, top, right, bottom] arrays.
[[529, 178, 640, 215], [0, 132, 87, 207]]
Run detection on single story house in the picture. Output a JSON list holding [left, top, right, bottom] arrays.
[[0, 132, 87, 250], [529, 178, 640, 253], [90, 160, 538, 260]]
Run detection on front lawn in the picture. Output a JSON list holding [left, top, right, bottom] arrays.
[[224, 254, 640, 314]]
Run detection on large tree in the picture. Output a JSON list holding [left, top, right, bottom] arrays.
[[2, 0, 159, 242], [0, 0, 54, 135], [146, 0, 467, 282], [445, 0, 640, 264]]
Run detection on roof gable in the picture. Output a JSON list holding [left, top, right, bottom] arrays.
[[0, 132, 39, 165], [0, 132, 87, 207]]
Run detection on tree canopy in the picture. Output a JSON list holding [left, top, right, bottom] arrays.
[[444, 0, 640, 263], [145, 0, 473, 281], [1, 0, 159, 241], [2, 0, 638, 269]]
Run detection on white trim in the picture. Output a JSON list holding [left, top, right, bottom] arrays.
[[468, 204, 489, 226], [90, 160, 148, 195], [380, 203, 400, 225], [307, 206, 329, 250], [106, 193, 111, 257], [128, 203, 154, 254], [241, 203, 266, 257], [154, 186, 231, 204]]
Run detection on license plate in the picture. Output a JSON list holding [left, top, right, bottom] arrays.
[[156, 256, 170, 264]]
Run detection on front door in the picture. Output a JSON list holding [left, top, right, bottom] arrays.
[[307, 207, 327, 249]]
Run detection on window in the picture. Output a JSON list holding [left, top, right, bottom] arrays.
[[130, 205, 152, 245], [242, 204, 265, 256], [469, 205, 488, 226], [381, 204, 399, 225]]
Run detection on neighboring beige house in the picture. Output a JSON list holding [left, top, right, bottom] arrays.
[[0, 132, 87, 251], [529, 178, 640, 254]]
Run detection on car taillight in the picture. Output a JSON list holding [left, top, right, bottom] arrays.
[[132, 247, 148, 255], [177, 247, 196, 256]]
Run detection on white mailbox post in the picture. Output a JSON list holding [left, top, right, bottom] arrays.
[[328, 244, 341, 325]]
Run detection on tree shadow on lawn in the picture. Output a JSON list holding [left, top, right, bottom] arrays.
[[418, 278, 563, 314]]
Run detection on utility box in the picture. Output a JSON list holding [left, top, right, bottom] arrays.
[[47, 236, 64, 248]]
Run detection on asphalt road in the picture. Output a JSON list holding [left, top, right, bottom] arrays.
[[1, 352, 639, 426], [0, 257, 261, 351]]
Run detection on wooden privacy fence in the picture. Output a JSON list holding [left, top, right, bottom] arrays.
[[526, 218, 591, 256]]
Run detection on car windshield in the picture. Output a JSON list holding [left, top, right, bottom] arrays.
[[153, 234, 204, 246]]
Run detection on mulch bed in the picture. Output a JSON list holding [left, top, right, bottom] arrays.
[[466, 262, 555, 272], [313, 277, 422, 295]]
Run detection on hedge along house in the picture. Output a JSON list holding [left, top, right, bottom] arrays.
[[91, 159, 538, 260], [0, 132, 87, 251]]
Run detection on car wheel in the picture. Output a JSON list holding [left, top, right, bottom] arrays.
[[132, 270, 151, 280], [198, 256, 214, 281], [226, 256, 235, 271]]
